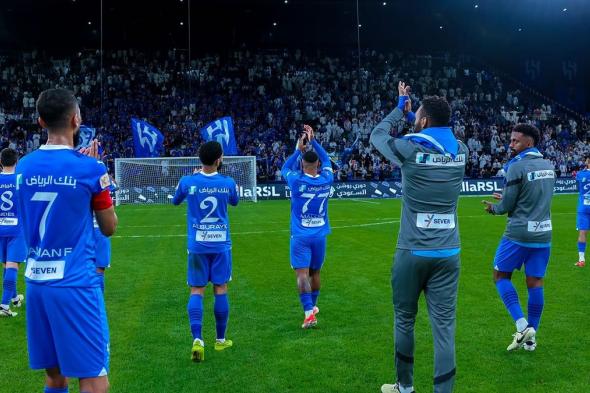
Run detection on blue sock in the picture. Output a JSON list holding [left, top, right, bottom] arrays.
[[1, 267, 17, 306], [214, 293, 229, 340], [187, 294, 203, 340], [97, 272, 105, 294], [578, 242, 586, 253], [495, 279, 524, 322], [299, 292, 313, 313], [311, 290, 320, 307], [527, 287, 544, 330], [44, 386, 69, 393]]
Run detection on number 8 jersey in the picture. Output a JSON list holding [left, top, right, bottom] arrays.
[[15, 145, 112, 287], [172, 172, 239, 253]]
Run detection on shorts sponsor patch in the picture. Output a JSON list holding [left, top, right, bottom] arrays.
[[415, 153, 466, 167], [100, 173, 111, 189], [25, 259, 65, 281], [527, 170, 555, 181], [416, 213, 455, 229], [196, 230, 227, 242], [527, 220, 552, 232]]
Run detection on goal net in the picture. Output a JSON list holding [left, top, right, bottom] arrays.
[[114, 156, 257, 205]]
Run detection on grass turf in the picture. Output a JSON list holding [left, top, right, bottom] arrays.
[[1, 194, 589, 392]]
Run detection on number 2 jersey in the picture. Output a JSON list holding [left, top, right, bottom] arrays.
[[172, 172, 239, 254], [0, 173, 22, 237], [16, 145, 113, 287], [576, 169, 590, 214]]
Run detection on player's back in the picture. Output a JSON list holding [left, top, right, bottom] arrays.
[[576, 169, 590, 213], [177, 172, 238, 254], [505, 156, 555, 243], [289, 170, 333, 238], [0, 173, 22, 237], [16, 147, 108, 287]]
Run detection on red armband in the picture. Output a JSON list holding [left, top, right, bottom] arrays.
[[92, 189, 113, 211]]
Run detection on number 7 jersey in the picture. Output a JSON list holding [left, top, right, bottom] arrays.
[[172, 172, 239, 253], [284, 169, 333, 238], [15, 145, 111, 287]]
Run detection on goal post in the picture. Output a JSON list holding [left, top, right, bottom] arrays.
[[114, 156, 257, 205]]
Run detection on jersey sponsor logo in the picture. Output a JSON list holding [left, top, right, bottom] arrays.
[[301, 217, 326, 227], [527, 220, 552, 232], [24, 175, 77, 188], [0, 217, 18, 226], [25, 259, 65, 281], [416, 213, 456, 229], [196, 230, 227, 242], [527, 170, 555, 181], [415, 153, 466, 167], [100, 173, 111, 189]]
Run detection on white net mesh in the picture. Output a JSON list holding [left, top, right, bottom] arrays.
[[114, 156, 257, 205]]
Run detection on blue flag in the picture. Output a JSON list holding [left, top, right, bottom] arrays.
[[131, 118, 164, 158], [75, 125, 96, 150], [200, 117, 238, 155]]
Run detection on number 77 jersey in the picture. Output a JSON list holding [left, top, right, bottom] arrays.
[[285, 169, 334, 238], [172, 172, 239, 253]]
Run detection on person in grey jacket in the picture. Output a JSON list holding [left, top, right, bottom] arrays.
[[483, 123, 555, 352], [371, 82, 468, 393]]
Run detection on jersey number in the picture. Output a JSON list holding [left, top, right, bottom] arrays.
[[301, 192, 330, 214], [0, 191, 14, 211], [31, 192, 58, 241], [200, 196, 219, 223]]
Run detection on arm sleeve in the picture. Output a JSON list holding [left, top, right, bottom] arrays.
[[406, 111, 416, 123], [369, 107, 406, 166], [281, 151, 302, 188], [492, 167, 522, 215], [311, 139, 331, 170], [229, 179, 239, 206], [172, 177, 187, 205]]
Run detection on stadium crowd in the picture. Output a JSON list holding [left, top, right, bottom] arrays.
[[1, 48, 588, 181]]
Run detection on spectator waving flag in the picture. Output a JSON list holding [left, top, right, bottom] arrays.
[[200, 116, 238, 155], [75, 125, 95, 150], [131, 118, 164, 157]]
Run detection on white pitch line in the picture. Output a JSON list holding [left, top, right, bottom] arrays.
[[349, 199, 381, 204]]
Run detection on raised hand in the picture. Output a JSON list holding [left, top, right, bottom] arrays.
[[79, 139, 101, 159], [303, 124, 314, 141], [398, 81, 410, 97]]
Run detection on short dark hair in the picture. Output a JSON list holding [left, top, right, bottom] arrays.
[[0, 148, 18, 167], [302, 151, 319, 164], [513, 123, 540, 145], [36, 88, 78, 129], [420, 96, 451, 127], [199, 141, 223, 165]]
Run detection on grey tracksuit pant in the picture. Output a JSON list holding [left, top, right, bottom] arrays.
[[392, 249, 460, 393]]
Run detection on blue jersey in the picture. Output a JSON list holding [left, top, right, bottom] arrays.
[[282, 140, 334, 238], [172, 172, 239, 254], [0, 173, 22, 237], [16, 145, 111, 287], [577, 169, 590, 213]]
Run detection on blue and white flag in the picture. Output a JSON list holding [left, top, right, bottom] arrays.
[[131, 118, 164, 158], [200, 116, 238, 155], [75, 125, 96, 150]]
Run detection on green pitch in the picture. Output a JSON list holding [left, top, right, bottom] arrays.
[[2, 195, 589, 392]]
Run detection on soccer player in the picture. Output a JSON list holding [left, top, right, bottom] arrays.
[[172, 141, 239, 363], [371, 82, 468, 393], [281, 125, 333, 329], [0, 148, 26, 317], [574, 156, 590, 267], [16, 88, 117, 393], [483, 124, 555, 352]]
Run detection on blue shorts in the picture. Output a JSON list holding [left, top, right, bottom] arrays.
[[187, 251, 232, 287], [26, 284, 110, 378], [577, 212, 590, 231], [0, 234, 27, 263], [493, 237, 551, 278], [94, 229, 111, 269], [290, 236, 327, 270]]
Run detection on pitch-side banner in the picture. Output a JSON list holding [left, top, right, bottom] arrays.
[[113, 178, 578, 204]]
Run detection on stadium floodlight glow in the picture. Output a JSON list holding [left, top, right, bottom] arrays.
[[284, 0, 288, 3], [180, 21, 184, 26], [273, 22, 277, 26], [439, 25, 443, 30], [87, 21, 91, 25], [474, 4, 479, 8], [358, 24, 362, 28], [518, 27, 523, 31], [562, 7, 567, 12], [383, 2, 387, 5]]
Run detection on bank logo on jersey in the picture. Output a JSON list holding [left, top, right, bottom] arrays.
[[527, 170, 555, 181], [416, 153, 466, 167]]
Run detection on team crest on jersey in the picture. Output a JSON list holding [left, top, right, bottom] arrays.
[[299, 185, 307, 192], [415, 153, 465, 166], [189, 186, 197, 195]]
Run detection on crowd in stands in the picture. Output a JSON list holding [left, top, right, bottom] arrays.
[[1, 48, 588, 181]]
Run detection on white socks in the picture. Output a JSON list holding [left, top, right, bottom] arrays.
[[579, 252, 585, 262], [516, 318, 528, 332], [399, 385, 414, 393], [305, 310, 313, 318]]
